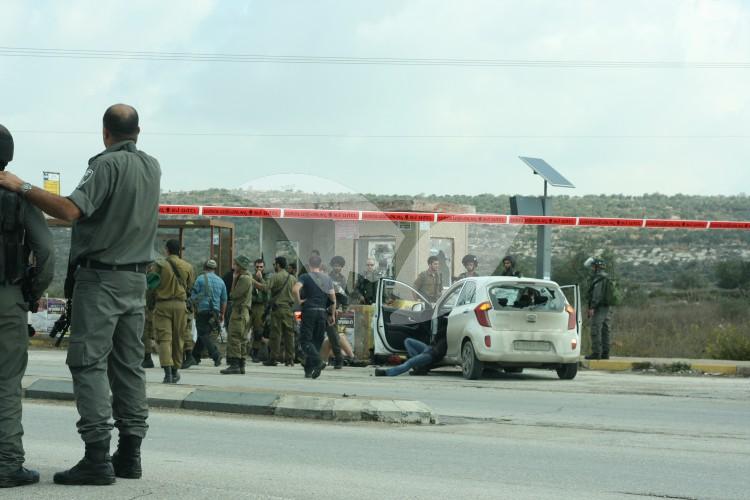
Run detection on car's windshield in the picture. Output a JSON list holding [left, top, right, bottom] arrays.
[[488, 284, 565, 311]]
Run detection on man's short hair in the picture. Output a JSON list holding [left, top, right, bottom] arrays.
[[308, 254, 322, 268], [330, 255, 345, 267], [254, 258, 264, 266], [165, 239, 181, 255], [427, 256, 439, 265], [275, 256, 287, 269], [103, 104, 139, 141]]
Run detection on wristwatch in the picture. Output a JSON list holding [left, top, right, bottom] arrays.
[[20, 182, 32, 197]]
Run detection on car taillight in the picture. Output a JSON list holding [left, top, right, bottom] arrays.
[[565, 304, 576, 330], [475, 301, 492, 328]]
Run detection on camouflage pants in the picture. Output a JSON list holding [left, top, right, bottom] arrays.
[[268, 306, 294, 363], [153, 300, 187, 368], [590, 306, 612, 355], [226, 307, 249, 360]]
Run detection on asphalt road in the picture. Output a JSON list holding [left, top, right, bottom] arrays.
[[14, 350, 750, 499]]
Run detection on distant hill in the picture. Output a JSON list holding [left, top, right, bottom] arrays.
[[44, 189, 750, 296]]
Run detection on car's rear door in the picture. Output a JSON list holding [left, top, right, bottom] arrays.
[[374, 278, 432, 355], [444, 280, 478, 358]]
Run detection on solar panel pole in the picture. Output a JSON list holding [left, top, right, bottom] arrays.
[[536, 180, 552, 280]]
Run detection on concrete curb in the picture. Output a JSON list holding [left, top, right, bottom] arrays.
[[581, 357, 750, 377], [22, 377, 438, 425]]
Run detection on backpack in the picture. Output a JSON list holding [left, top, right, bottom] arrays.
[[603, 278, 621, 306]]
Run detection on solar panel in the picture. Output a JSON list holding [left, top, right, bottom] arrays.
[[519, 157, 575, 188]]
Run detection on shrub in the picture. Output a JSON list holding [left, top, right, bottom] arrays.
[[706, 325, 750, 361]]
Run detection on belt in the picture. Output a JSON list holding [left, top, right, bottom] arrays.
[[80, 260, 150, 274], [303, 307, 327, 312]]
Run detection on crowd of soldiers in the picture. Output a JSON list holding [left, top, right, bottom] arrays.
[[141, 248, 374, 383]]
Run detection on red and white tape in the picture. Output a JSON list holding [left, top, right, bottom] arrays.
[[158, 204, 750, 230]]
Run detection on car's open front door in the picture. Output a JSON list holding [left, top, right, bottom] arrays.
[[560, 284, 582, 334], [374, 278, 432, 356]]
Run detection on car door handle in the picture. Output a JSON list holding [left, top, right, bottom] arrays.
[[462, 310, 470, 314]]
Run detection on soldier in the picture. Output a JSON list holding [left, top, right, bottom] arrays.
[[249, 258, 268, 363], [0, 104, 160, 485], [150, 239, 194, 384], [355, 257, 382, 305], [141, 288, 156, 368], [0, 124, 54, 488], [456, 254, 479, 280], [262, 256, 297, 366], [190, 259, 226, 367], [221, 255, 253, 374], [585, 257, 614, 360], [494, 255, 521, 277], [414, 255, 443, 303]]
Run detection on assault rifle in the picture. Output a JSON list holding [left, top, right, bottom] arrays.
[[48, 298, 72, 346]]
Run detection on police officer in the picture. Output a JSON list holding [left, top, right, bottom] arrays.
[[150, 239, 195, 383], [585, 257, 613, 360], [221, 255, 253, 374], [0, 104, 161, 485], [262, 256, 297, 366], [456, 254, 479, 280], [248, 258, 268, 363], [0, 124, 54, 488]]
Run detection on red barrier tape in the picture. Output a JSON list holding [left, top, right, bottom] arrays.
[[158, 204, 750, 230]]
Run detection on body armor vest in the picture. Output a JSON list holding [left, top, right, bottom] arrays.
[[0, 189, 26, 285]]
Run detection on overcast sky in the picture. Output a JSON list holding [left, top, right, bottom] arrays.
[[2, 0, 749, 198]]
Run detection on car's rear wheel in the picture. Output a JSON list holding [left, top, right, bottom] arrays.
[[504, 367, 523, 374], [461, 341, 484, 380], [556, 362, 578, 380]]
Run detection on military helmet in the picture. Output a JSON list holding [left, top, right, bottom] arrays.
[[0, 124, 14, 165], [234, 255, 252, 270], [462, 254, 478, 266]]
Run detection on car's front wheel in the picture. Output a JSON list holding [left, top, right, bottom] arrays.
[[556, 362, 578, 380], [461, 341, 484, 380]]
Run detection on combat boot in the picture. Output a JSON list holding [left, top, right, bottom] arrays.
[[53, 439, 115, 485], [0, 467, 40, 488], [220, 358, 243, 375], [181, 350, 196, 369], [162, 366, 173, 384], [212, 353, 223, 367], [171, 366, 180, 383], [239, 358, 246, 374], [250, 348, 260, 363], [333, 356, 344, 370], [111, 435, 142, 479], [141, 353, 154, 369]]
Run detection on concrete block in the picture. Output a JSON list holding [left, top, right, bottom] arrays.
[[737, 366, 750, 377], [146, 385, 195, 409], [393, 400, 437, 425], [24, 379, 74, 401], [274, 395, 335, 420], [691, 363, 739, 375], [182, 389, 278, 415], [332, 397, 368, 422]]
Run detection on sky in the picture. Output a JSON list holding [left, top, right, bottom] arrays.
[[1, 0, 750, 198]]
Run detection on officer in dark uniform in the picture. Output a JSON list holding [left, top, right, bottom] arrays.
[[0, 105, 161, 485], [0, 124, 54, 488]]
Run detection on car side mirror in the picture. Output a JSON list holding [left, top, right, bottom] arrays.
[[411, 303, 425, 312]]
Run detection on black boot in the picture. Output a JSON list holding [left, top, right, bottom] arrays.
[[181, 350, 196, 369], [334, 356, 344, 370], [0, 467, 39, 488], [171, 366, 180, 383], [141, 353, 154, 369], [220, 358, 242, 375], [239, 358, 246, 374], [250, 348, 260, 363], [111, 435, 142, 479], [53, 439, 115, 485], [162, 366, 173, 384], [212, 353, 223, 367]]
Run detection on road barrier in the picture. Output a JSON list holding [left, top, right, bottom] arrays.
[[159, 204, 750, 230]]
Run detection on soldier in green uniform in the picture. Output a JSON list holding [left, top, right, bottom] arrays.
[[262, 256, 297, 366], [585, 257, 614, 360], [150, 239, 194, 384], [0, 104, 161, 485], [0, 124, 54, 488], [414, 255, 443, 303], [249, 258, 268, 363], [221, 255, 253, 374]]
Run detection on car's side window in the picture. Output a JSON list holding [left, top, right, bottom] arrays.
[[437, 285, 463, 314], [456, 281, 476, 306]]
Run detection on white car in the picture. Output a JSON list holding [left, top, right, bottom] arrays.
[[373, 276, 582, 380]]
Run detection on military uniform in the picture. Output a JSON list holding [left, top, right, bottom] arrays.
[[588, 269, 613, 358], [266, 269, 296, 365], [62, 138, 160, 481], [0, 185, 54, 484], [249, 273, 267, 360], [221, 256, 253, 374], [414, 270, 442, 303], [151, 254, 193, 379]]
